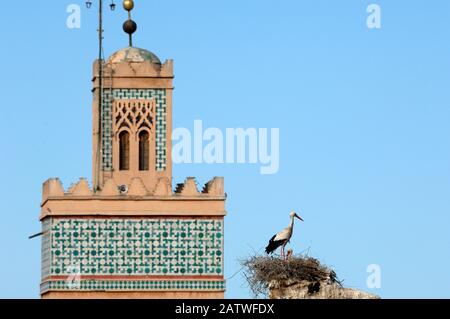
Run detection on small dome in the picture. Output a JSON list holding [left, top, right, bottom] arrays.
[[107, 47, 161, 65]]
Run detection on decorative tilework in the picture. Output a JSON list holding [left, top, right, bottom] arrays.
[[40, 280, 225, 294], [101, 89, 167, 171], [46, 218, 224, 277]]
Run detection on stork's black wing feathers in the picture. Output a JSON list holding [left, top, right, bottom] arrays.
[[265, 235, 287, 254]]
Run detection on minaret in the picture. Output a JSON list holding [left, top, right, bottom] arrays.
[[92, 0, 173, 192], [40, 0, 227, 299]]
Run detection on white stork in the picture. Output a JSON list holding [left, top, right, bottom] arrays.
[[265, 211, 304, 259]]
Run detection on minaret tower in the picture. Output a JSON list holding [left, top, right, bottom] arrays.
[[40, 0, 227, 299], [92, 0, 173, 193]]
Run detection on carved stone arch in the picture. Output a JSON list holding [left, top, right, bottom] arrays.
[[135, 127, 152, 140], [113, 99, 155, 138], [114, 127, 132, 140], [138, 129, 151, 171], [111, 98, 157, 178], [118, 130, 130, 171]]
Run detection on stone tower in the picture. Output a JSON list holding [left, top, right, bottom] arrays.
[[39, 1, 226, 299]]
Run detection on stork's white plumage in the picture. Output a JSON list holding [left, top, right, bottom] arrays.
[[265, 211, 304, 259]]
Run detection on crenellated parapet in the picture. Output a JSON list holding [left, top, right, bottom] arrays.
[[93, 51, 174, 90], [42, 176, 224, 199], [40, 176, 226, 220], [105, 58, 174, 78]]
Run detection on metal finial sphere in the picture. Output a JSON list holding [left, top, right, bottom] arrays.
[[123, 19, 137, 35], [123, 0, 134, 11]]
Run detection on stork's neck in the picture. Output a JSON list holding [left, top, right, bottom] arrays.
[[289, 216, 295, 229]]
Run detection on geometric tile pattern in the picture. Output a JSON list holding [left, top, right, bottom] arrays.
[[40, 280, 226, 294], [44, 218, 223, 277], [101, 89, 167, 171]]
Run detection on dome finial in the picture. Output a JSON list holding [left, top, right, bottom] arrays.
[[122, 0, 137, 47]]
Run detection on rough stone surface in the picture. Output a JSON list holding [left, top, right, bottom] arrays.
[[269, 279, 379, 299]]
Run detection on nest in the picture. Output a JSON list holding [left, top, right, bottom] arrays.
[[242, 255, 341, 298]]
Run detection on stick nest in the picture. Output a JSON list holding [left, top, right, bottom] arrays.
[[242, 255, 341, 298]]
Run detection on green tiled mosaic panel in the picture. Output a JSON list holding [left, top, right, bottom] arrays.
[[47, 218, 223, 277], [40, 280, 225, 293], [101, 89, 167, 171]]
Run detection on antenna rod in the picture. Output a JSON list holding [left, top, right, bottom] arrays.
[[96, 0, 104, 192], [29, 232, 44, 240], [128, 11, 132, 47]]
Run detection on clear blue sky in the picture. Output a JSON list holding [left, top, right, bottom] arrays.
[[1, 0, 450, 298]]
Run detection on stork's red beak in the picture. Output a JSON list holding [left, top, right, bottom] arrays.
[[295, 214, 304, 221]]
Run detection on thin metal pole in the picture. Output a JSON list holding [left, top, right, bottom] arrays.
[[128, 10, 132, 47], [96, 0, 103, 192]]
